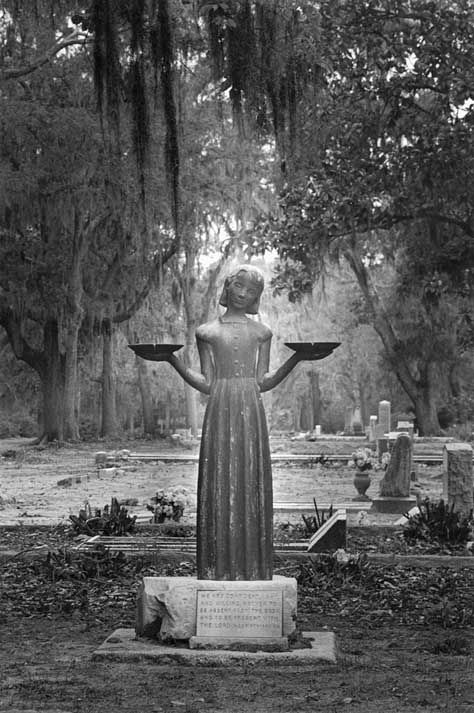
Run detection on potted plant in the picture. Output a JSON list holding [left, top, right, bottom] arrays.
[[351, 447, 374, 500], [147, 487, 189, 523]]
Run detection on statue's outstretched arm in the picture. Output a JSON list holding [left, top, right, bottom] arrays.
[[258, 340, 334, 393], [258, 340, 300, 392], [168, 338, 212, 395]]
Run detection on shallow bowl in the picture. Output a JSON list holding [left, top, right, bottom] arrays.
[[128, 344, 184, 361], [284, 341, 341, 358]]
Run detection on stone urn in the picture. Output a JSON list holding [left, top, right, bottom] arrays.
[[352, 468, 371, 500]]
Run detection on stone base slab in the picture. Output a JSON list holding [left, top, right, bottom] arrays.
[[136, 575, 297, 642], [93, 628, 336, 665], [189, 636, 289, 652], [370, 496, 417, 514]]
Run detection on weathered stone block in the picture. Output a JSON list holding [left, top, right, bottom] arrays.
[[378, 400, 391, 435], [307, 510, 346, 553], [443, 443, 473, 518], [371, 496, 417, 514], [189, 636, 289, 652], [136, 576, 297, 642], [380, 432, 412, 497]]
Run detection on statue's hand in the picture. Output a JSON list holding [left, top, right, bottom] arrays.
[[144, 353, 173, 362], [300, 349, 335, 361]]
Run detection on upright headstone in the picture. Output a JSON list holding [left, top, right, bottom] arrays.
[[378, 400, 391, 436], [371, 433, 416, 513], [443, 443, 473, 519], [352, 406, 363, 434], [369, 415, 378, 443]]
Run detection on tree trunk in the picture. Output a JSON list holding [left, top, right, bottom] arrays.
[[41, 319, 66, 442], [63, 322, 81, 441], [101, 320, 118, 438], [413, 363, 441, 436], [358, 377, 369, 429], [137, 357, 155, 435], [292, 399, 302, 431], [63, 219, 85, 441], [309, 369, 321, 428], [126, 407, 135, 437], [344, 246, 443, 435]]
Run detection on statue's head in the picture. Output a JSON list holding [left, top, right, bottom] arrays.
[[219, 264, 265, 314]]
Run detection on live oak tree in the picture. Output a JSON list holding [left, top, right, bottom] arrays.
[[0, 1, 177, 441], [253, 0, 474, 434]]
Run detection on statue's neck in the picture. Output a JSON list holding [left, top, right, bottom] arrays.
[[220, 310, 248, 324]]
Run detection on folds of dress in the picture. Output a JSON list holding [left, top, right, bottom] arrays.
[[196, 316, 273, 580]]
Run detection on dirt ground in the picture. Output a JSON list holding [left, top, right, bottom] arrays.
[[0, 436, 443, 527], [1, 618, 473, 713], [1, 437, 473, 713]]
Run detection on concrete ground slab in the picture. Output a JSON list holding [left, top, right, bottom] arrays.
[[92, 628, 337, 666]]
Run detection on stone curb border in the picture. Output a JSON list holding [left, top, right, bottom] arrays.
[[1, 543, 473, 568], [57, 471, 103, 487]]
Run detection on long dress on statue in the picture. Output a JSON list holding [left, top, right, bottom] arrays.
[[195, 315, 273, 580]]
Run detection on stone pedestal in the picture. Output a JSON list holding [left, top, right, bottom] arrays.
[[443, 443, 473, 518], [136, 576, 297, 650]]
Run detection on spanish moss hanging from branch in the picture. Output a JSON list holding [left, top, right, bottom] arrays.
[[199, 0, 322, 172], [90, 0, 180, 237], [92, 0, 122, 142], [155, 0, 180, 234]]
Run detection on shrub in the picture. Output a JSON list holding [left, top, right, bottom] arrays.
[[69, 497, 137, 536], [301, 499, 334, 536], [403, 498, 473, 545]]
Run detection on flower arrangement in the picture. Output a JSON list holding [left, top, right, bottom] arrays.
[[351, 447, 375, 472], [147, 487, 189, 523]]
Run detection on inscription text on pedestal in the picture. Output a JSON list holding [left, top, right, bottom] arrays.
[[196, 589, 283, 638]]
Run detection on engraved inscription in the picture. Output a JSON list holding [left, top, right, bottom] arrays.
[[196, 589, 283, 638]]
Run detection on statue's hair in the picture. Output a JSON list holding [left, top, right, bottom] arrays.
[[219, 264, 265, 315]]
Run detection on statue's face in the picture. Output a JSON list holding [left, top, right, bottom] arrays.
[[227, 271, 260, 311]]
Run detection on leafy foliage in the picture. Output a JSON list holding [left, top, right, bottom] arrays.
[[403, 498, 473, 545], [69, 498, 137, 536], [301, 499, 334, 536], [251, 1, 474, 434], [297, 552, 474, 628]]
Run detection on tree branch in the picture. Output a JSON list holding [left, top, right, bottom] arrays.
[[0, 306, 45, 374], [0, 30, 91, 82], [380, 210, 474, 237]]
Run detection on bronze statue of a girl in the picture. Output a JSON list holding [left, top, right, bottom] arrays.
[[156, 265, 333, 580]]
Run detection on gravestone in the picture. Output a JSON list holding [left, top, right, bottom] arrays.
[[306, 509, 347, 553], [369, 415, 378, 443], [352, 406, 363, 434], [371, 433, 416, 513], [443, 443, 473, 519], [396, 418, 414, 437], [378, 400, 391, 435]]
